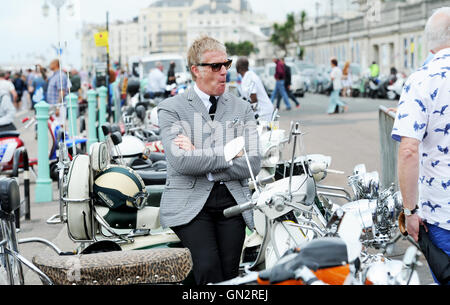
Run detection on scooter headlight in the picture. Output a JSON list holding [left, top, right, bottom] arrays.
[[262, 145, 280, 168]]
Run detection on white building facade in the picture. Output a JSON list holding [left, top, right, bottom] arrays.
[[298, 0, 448, 76]]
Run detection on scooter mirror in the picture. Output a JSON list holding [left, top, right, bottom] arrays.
[[101, 123, 112, 137], [110, 131, 123, 146], [111, 124, 121, 134], [136, 105, 146, 121], [224, 136, 245, 162]]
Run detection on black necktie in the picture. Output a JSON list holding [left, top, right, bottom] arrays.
[[209, 96, 218, 120]]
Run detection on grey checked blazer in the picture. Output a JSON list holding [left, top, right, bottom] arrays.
[[157, 87, 261, 230]]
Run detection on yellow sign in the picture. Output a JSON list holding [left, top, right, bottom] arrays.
[[94, 31, 109, 47], [410, 42, 415, 54]]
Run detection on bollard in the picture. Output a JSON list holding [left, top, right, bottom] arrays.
[[97, 86, 108, 141], [35, 101, 53, 203], [66, 93, 79, 140], [87, 89, 98, 152]]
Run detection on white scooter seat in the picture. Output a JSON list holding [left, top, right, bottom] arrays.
[[32, 248, 192, 285]]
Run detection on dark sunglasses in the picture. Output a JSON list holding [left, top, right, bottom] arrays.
[[197, 59, 233, 72]]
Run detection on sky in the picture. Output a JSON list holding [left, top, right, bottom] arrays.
[[0, 0, 330, 70]]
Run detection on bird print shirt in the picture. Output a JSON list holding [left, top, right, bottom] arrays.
[[392, 48, 450, 230]]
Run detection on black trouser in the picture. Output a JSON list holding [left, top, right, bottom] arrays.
[[171, 182, 246, 285]]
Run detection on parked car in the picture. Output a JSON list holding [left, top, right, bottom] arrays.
[[263, 63, 305, 97]]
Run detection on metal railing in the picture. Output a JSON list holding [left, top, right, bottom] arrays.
[[378, 105, 398, 190]]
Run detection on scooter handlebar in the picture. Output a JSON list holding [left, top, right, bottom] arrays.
[[223, 201, 255, 218]]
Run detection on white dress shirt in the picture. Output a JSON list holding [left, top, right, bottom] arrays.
[[193, 83, 221, 182]]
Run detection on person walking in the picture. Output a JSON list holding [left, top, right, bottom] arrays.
[[29, 65, 48, 109], [157, 36, 261, 285], [276, 58, 300, 110], [270, 58, 291, 111], [341, 61, 352, 97], [0, 70, 18, 106], [391, 7, 450, 285], [46, 59, 68, 125], [0, 87, 17, 132], [327, 58, 348, 114]]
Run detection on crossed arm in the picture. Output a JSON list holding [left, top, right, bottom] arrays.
[[158, 103, 261, 179]]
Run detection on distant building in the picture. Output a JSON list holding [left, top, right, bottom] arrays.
[[109, 18, 140, 70], [297, 0, 447, 75], [80, 23, 106, 73], [187, 1, 267, 44], [139, 0, 195, 55], [80, 0, 273, 72]]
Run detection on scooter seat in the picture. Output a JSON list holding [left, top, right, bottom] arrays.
[[149, 152, 166, 162], [0, 178, 20, 214], [32, 248, 193, 285], [258, 237, 348, 284], [135, 169, 167, 185], [0, 131, 20, 139]]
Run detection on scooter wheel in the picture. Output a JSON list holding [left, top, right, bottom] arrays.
[[50, 162, 59, 182]]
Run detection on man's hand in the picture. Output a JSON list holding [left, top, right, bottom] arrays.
[[406, 214, 427, 242], [173, 134, 195, 151]]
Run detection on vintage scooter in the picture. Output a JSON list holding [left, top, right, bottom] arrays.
[[215, 207, 421, 285], [224, 123, 343, 272], [343, 164, 419, 254], [0, 177, 193, 285]]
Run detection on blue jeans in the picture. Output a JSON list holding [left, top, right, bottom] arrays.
[[327, 89, 346, 113], [277, 87, 300, 109], [271, 80, 291, 110], [426, 223, 450, 284]]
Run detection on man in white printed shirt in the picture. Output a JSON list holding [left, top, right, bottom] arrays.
[[391, 7, 450, 284]]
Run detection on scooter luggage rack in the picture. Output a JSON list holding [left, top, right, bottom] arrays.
[[62, 196, 98, 248]]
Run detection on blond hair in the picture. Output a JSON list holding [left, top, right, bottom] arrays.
[[187, 35, 227, 81]]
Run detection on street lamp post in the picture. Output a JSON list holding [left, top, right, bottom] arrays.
[[42, 0, 74, 55]]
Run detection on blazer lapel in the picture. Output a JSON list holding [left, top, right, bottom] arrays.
[[213, 94, 227, 122], [187, 88, 212, 124]]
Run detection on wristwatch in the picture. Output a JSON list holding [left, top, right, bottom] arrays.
[[403, 206, 418, 216]]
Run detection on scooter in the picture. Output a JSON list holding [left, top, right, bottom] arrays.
[[224, 123, 343, 272], [0, 177, 193, 285], [386, 73, 406, 100], [215, 208, 421, 285], [343, 164, 419, 253], [0, 123, 38, 174]]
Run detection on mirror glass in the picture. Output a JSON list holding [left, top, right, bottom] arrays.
[[224, 136, 245, 162]]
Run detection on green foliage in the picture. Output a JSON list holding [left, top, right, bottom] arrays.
[[225, 41, 256, 56], [269, 11, 307, 59]]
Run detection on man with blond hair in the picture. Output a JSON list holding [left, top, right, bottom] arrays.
[[392, 7, 450, 284], [158, 36, 261, 285]]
